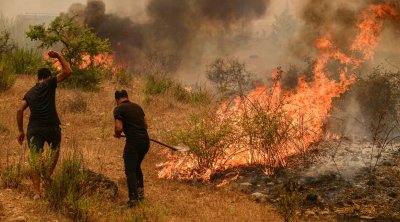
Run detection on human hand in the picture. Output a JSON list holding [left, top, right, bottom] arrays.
[[47, 50, 60, 59], [18, 132, 25, 145]]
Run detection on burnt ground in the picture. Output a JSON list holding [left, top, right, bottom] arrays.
[[212, 140, 400, 221]]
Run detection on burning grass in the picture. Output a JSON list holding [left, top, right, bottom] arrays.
[[158, 2, 399, 183]]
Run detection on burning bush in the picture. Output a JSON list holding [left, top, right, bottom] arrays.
[[160, 108, 235, 180]]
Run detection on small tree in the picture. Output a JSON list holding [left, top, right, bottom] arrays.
[[26, 15, 111, 90], [207, 58, 253, 96], [0, 30, 16, 55], [0, 30, 16, 91]]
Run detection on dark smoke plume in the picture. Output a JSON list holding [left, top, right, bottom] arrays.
[[67, 0, 270, 72]]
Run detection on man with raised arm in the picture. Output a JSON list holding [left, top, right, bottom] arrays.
[[16, 50, 72, 198]]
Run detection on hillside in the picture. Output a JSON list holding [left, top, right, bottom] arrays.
[[0, 75, 282, 222]]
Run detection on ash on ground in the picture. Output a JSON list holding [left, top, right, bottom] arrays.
[[225, 139, 400, 221]]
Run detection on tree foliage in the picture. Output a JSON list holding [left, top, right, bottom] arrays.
[[207, 58, 253, 96], [0, 30, 16, 91], [26, 16, 111, 89]]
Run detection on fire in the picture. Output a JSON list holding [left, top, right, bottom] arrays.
[[351, 3, 399, 61], [158, 3, 399, 181], [45, 52, 118, 72], [79, 53, 114, 69]]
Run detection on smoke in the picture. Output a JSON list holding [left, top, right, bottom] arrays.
[[66, 0, 271, 74], [290, 0, 400, 61]]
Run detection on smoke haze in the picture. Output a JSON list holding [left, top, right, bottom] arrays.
[[1, 0, 399, 82]]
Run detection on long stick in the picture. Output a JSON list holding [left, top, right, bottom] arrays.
[[149, 138, 182, 151], [119, 135, 188, 152]]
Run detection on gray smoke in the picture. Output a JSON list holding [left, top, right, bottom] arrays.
[[67, 0, 271, 73]]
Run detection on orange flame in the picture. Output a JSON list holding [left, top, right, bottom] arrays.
[[45, 52, 117, 72], [158, 3, 399, 181], [351, 3, 399, 61]]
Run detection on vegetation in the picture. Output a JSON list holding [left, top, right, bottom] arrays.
[[276, 181, 301, 222], [0, 30, 16, 91], [169, 109, 233, 174], [26, 15, 112, 90], [67, 93, 88, 113], [0, 59, 16, 91], [11, 48, 44, 75], [207, 57, 254, 96], [144, 74, 211, 104], [0, 164, 22, 188], [46, 159, 90, 221]]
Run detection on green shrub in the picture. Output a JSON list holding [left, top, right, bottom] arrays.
[[168, 110, 233, 172], [115, 68, 132, 86], [0, 59, 16, 91], [144, 74, 173, 95], [144, 74, 211, 104], [11, 48, 43, 75], [46, 159, 90, 221], [63, 67, 103, 91], [172, 84, 211, 104], [0, 164, 22, 188]]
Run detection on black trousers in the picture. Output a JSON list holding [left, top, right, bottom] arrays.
[[123, 140, 149, 200]]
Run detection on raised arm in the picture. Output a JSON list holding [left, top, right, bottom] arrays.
[[17, 100, 28, 145], [48, 50, 72, 83]]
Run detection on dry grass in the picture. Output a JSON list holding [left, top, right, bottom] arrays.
[[0, 75, 283, 221]]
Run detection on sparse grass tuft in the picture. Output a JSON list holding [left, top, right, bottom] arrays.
[[115, 68, 132, 86], [276, 180, 301, 222], [67, 94, 88, 113], [0, 59, 16, 91], [0, 164, 22, 188], [125, 200, 168, 222]]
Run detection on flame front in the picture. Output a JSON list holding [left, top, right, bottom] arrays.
[[158, 3, 399, 181]]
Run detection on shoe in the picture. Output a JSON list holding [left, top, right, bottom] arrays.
[[137, 187, 144, 201], [125, 199, 138, 208]]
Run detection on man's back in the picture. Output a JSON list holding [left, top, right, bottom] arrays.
[[114, 101, 148, 142], [24, 77, 60, 128]]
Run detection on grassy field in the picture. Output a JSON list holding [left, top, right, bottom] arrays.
[[0, 75, 283, 221]]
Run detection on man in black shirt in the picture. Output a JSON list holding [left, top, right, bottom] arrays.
[[16, 50, 72, 197], [113, 90, 149, 207]]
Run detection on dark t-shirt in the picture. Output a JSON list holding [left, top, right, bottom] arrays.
[[23, 77, 60, 128], [113, 101, 149, 142]]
